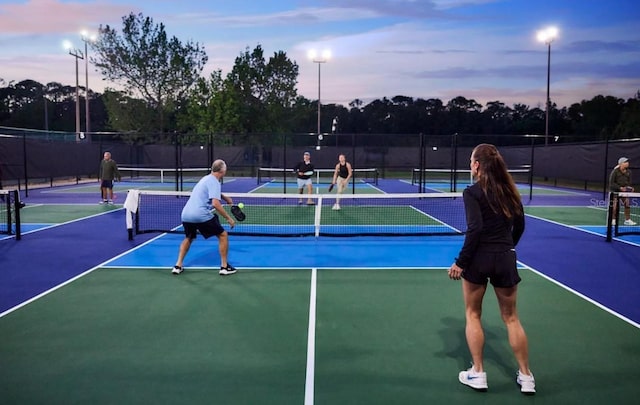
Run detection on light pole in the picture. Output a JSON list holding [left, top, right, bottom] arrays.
[[537, 26, 558, 146], [80, 31, 97, 138], [308, 49, 331, 137], [63, 40, 84, 141]]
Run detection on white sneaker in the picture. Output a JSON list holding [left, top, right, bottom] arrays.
[[459, 366, 488, 391], [171, 265, 183, 275], [516, 370, 536, 395], [612, 219, 616, 226], [332, 203, 340, 210], [624, 219, 637, 226]]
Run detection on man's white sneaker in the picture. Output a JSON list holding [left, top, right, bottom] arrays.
[[458, 366, 488, 391], [171, 265, 183, 275], [516, 370, 536, 395], [624, 219, 637, 226]]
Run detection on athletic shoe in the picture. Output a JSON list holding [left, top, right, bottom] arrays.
[[307, 200, 315, 205], [612, 219, 616, 225], [219, 263, 237, 276], [298, 200, 303, 205], [516, 370, 536, 395], [107, 200, 113, 204], [624, 219, 637, 226], [100, 200, 108, 204], [458, 366, 488, 391], [332, 203, 339, 210], [171, 265, 183, 275]]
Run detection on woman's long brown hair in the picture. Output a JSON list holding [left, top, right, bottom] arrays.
[[472, 143, 523, 218]]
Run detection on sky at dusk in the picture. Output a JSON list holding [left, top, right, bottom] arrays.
[[1, 0, 639, 109]]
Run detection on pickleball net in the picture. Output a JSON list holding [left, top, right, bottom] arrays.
[[125, 189, 466, 238], [0, 189, 22, 240], [119, 167, 211, 184], [606, 191, 640, 241], [412, 167, 532, 198], [257, 167, 379, 185]]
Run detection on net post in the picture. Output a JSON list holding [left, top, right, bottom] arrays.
[[314, 195, 322, 237], [2, 191, 9, 235], [13, 190, 21, 240], [606, 192, 614, 242]]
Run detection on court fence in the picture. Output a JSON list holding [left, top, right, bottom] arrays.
[[1, 126, 639, 198]]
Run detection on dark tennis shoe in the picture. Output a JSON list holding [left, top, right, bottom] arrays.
[[219, 263, 237, 276]]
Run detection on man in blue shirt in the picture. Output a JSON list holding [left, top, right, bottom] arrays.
[[172, 159, 237, 276]]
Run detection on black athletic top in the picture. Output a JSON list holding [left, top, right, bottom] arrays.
[[338, 163, 349, 179], [294, 161, 315, 179], [455, 182, 525, 269]]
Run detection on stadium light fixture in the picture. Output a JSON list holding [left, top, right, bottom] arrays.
[[308, 49, 331, 137], [80, 30, 97, 138], [63, 40, 84, 141], [537, 26, 558, 146]]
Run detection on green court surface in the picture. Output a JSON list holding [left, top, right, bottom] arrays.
[[20, 203, 120, 223], [253, 182, 383, 194], [239, 205, 443, 226], [525, 206, 607, 225], [1, 268, 637, 404]]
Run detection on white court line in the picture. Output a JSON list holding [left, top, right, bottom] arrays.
[[304, 268, 317, 405]]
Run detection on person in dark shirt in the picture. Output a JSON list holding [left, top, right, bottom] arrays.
[[448, 143, 535, 395], [98, 152, 121, 204], [609, 157, 635, 226], [293, 151, 315, 205], [330, 154, 353, 210]]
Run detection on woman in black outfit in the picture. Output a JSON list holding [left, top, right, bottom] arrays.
[[448, 143, 535, 395]]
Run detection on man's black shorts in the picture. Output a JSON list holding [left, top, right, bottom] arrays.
[[183, 215, 225, 239], [100, 180, 114, 189]]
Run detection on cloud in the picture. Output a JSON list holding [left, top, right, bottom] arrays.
[[561, 40, 640, 53], [0, 0, 135, 34], [175, 7, 379, 27], [320, 0, 498, 17]]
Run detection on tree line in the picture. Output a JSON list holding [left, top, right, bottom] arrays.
[[1, 12, 638, 145]]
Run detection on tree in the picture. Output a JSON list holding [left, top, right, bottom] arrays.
[[613, 91, 640, 139], [92, 12, 208, 132], [569, 95, 625, 140], [222, 45, 299, 134], [446, 96, 483, 134]]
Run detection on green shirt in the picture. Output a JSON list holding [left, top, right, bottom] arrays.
[[100, 159, 121, 181], [609, 167, 632, 192]]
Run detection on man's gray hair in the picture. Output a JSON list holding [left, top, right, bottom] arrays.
[[211, 159, 227, 173]]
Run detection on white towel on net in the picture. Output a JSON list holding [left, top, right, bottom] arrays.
[[124, 189, 140, 229]]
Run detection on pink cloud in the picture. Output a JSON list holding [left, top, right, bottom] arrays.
[[0, 0, 136, 34]]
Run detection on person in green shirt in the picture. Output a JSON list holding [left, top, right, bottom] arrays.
[[98, 152, 121, 204], [609, 157, 636, 225]]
